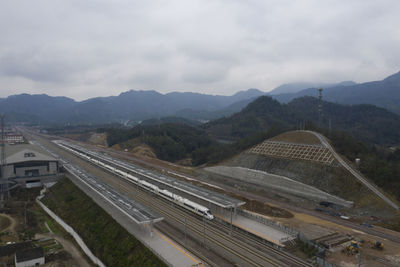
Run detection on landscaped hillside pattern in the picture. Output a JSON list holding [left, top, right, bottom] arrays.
[[227, 131, 395, 217], [248, 140, 334, 165]]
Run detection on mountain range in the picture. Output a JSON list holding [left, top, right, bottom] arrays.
[[0, 89, 265, 124], [1, 71, 399, 124], [268, 81, 356, 95], [272, 71, 400, 114]]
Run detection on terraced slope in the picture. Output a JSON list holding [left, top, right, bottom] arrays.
[[217, 131, 394, 216]]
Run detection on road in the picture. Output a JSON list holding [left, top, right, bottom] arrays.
[[306, 130, 399, 210], [36, 233, 91, 267]]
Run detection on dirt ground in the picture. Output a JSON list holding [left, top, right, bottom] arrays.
[[0, 213, 14, 232], [272, 210, 400, 266], [269, 131, 321, 145], [36, 233, 91, 267], [0, 190, 92, 267], [0, 213, 19, 244]]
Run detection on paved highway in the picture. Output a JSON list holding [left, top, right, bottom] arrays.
[[306, 130, 399, 210]]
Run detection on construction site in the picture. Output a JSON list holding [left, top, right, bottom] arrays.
[[195, 128, 400, 266]]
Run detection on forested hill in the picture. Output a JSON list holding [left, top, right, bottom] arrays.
[[0, 89, 265, 123], [205, 96, 400, 146], [103, 95, 400, 166], [273, 71, 400, 114]]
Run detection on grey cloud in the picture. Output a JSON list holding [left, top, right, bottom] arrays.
[[0, 0, 399, 100]]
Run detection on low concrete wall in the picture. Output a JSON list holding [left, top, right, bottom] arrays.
[[205, 166, 353, 208], [36, 194, 105, 267]]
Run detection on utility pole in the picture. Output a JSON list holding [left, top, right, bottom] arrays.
[[203, 214, 206, 246], [329, 118, 332, 136], [184, 217, 187, 245], [230, 207, 233, 237]]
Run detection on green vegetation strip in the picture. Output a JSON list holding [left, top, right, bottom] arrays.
[[42, 178, 166, 267]]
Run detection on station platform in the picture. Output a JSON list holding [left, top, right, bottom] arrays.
[[134, 226, 203, 267], [216, 211, 296, 247]]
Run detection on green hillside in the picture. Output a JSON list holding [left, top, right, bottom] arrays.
[[42, 178, 167, 267], [205, 96, 400, 145], [104, 96, 400, 166]]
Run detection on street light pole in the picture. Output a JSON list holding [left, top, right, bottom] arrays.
[[184, 217, 187, 245], [230, 207, 233, 237], [203, 214, 206, 246]]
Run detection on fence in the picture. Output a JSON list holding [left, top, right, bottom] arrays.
[[298, 232, 337, 267], [238, 210, 338, 267], [238, 209, 299, 237], [316, 257, 336, 267]]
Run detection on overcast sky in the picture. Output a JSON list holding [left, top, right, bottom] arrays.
[[0, 0, 399, 100]]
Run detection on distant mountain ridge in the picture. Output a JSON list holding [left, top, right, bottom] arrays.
[[268, 81, 356, 95], [273, 71, 400, 114], [1, 71, 399, 124], [205, 96, 400, 145], [0, 89, 266, 124]]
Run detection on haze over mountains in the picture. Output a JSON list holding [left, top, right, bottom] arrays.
[[0, 89, 265, 124], [272, 71, 400, 114], [1, 71, 399, 124], [267, 81, 356, 95]]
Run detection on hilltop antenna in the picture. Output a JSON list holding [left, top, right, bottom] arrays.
[[0, 114, 8, 204], [0, 114, 5, 178], [317, 88, 323, 127]]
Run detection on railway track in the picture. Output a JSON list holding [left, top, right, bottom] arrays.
[[54, 137, 312, 266], [23, 130, 312, 266], [107, 167, 310, 266], [119, 181, 282, 266]]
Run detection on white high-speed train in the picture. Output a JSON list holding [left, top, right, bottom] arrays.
[[56, 141, 214, 220]]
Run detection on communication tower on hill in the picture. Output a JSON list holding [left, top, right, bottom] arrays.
[[0, 114, 5, 177], [317, 88, 323, 127], [0, 114, 9, 204]]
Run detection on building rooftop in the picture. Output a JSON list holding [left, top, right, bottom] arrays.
[[0, 242, 33, 257], [4, 143, 57, 165], [15, 247, 44, 263]]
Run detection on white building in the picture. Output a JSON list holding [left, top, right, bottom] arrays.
[[15, 247, 45, 267], [1, 144, 60, 188], [4, 134, 24, 144]]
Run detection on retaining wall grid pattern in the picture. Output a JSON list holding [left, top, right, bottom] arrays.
[[249, 141, 335, 165]]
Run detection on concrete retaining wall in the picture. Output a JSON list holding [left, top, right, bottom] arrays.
[[205, 166, 353, 208], [36, 195, 105, 267]]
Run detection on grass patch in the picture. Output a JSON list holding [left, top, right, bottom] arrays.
[[45, 220, 64, 236], [42, 178, 166, 267]]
